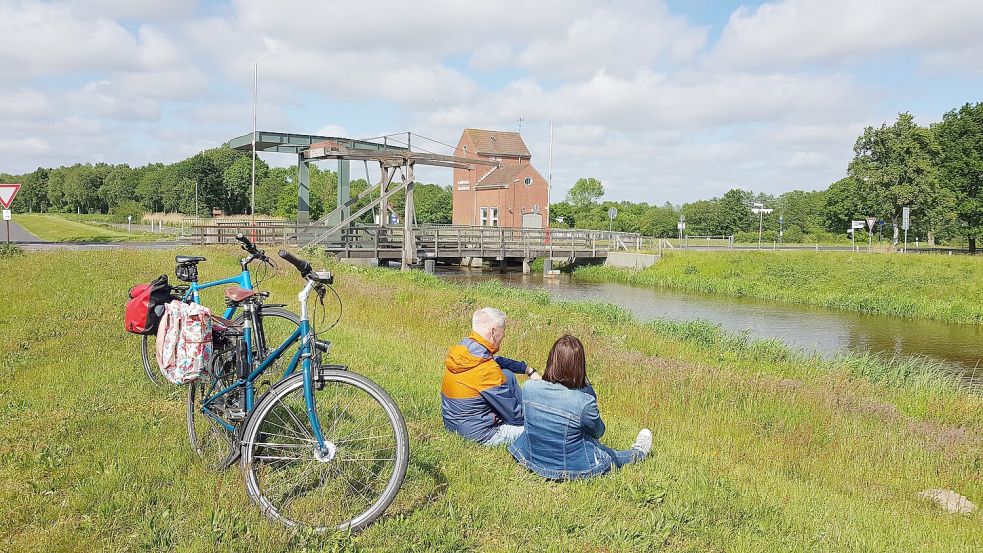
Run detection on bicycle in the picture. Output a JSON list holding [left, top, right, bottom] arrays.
[[189, 250, 408, 531], [141, 234, 299, 386]]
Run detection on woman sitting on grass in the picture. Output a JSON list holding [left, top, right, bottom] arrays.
[[509, 334, 652, 480]]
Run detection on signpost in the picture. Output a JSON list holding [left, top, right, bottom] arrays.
[[607, 206, 618, 232], [865, 217, 876, 253], [751, 203, 773, 249], [779, 215, 784, 244], [0, 183, 21, 245], [850, 220, 865, 251], [902, 206, 910, 253], [678, 214, 686, 241]]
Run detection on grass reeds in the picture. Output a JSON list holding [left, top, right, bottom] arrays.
[[1, 249, 982, 551]]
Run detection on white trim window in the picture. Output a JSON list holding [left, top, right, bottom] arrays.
[[480, 207, 489, 226], [479, 207, 499, 227]]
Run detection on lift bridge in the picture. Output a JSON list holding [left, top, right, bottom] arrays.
[[198, 131, 640, 272]]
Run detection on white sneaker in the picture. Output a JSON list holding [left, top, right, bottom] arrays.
[[632, 428, 653, 456]]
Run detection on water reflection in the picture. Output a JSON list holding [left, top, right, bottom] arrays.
[[441, 270, 983, 374]]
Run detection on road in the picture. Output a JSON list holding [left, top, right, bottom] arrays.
[[4, 219, 44, 243]]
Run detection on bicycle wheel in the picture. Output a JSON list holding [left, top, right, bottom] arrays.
[[187, 357, 237, 470], [234, 307, 301, 398], [141, 334, 163, 386], [240, 369, 409, 532]]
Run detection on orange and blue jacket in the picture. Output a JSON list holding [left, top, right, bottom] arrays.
[[441, 332, 528, 443]]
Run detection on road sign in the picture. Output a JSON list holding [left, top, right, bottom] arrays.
[[751, 208, 773, 215], [866, 217, 876, 231], [851, 220, 865, 229], [2, 210, 10, 221], [0, 184, 20, 209], [608, 207, 618, 220], [902, 206, 910, 230], [677, 222, 686, 230]]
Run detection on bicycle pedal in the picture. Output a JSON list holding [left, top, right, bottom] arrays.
[[226, 407, 246, 421]]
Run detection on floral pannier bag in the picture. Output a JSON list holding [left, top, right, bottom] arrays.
[[155, 300, 213, 384]]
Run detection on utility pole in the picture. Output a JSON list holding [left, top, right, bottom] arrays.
[[251, 62, 257, 224], [547, 121, 552, 228]]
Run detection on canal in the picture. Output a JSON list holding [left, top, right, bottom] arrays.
[[441, 270, 983, 378]]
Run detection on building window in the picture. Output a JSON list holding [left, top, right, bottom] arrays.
[[479, 207, 499, 227]]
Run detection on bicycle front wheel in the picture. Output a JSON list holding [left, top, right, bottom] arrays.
[[240, 369, 409, 532]]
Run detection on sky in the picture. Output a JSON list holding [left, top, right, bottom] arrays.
[[2, 0, 983, 204]]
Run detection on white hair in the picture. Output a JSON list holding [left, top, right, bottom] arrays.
[[472, 307, 506, 337]]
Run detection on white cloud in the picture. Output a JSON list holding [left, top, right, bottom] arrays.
[[713, 0, 983, 70]]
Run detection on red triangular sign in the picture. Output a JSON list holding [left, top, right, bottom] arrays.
[[0, 184, 20, 209]]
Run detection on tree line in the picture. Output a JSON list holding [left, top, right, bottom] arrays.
[[0, 145, 453, 225], [549, 102, 983, 252]]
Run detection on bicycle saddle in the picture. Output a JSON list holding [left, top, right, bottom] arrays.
[[175, 255, 206, 264], [224, 286, 259, 302]]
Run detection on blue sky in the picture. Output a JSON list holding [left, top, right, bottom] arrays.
[[1, 0, 982, 204]]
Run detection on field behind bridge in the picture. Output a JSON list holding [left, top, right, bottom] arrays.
[[2, 248, 983, 551]]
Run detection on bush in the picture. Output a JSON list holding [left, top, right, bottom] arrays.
[[0, 242, 24, 258], [111, 201, 146, 225]]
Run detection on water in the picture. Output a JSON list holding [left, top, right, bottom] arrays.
[[441, 270, 983, 376]]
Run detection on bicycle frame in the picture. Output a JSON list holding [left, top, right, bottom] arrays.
[[182, 268, 253, 319], [201, 279, 328, 451]]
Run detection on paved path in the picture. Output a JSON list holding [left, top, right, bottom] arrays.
[[4, 220, 44, 243]]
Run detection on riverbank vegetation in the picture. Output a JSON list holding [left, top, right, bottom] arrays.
[[2, 249, 983, 550], [576, 250, 983, 324]]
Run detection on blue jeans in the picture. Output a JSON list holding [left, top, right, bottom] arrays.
[[483, 424, 524, 446], [593, 441, 644, 469]]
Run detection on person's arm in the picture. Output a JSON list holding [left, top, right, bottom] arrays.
[[495, 355, 534, 376], [479, 370, 524, 426], [581, 396, 605, 439]]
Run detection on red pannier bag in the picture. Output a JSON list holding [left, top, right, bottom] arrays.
[[125, 274, 172, 335]]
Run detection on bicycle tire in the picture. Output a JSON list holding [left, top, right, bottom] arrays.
[[240, 369, 409, 532], [141, 334, 163, 386], [187, 308, 301, 470]]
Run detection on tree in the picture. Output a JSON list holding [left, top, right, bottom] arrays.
[[935, 102, 983, 253], [566, 177, 604, 208], [638, 203, 678, 237], [549, 201, 575, 227], [717, 188, 753, 234], [848, 112, 939, 245], [412, 184, 453, 224], [100, 165, 133, 212]]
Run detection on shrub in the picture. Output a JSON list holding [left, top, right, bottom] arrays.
[[111, 201, 146, 225], [0, 242, 24, 258]]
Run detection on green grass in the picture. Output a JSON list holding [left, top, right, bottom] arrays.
[[2, 249, 983, 551], [576, 250, 983, 324], [14, 214, 161, 242]]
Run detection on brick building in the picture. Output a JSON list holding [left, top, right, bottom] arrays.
[[451, 128, 548, 228]]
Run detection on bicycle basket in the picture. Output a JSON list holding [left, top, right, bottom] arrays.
[[175, 263, 198, 283]]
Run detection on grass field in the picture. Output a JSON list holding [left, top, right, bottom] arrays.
[[576, 250, 983, 324], [2, 249, 983, 551], [14, 214, 160, 242]]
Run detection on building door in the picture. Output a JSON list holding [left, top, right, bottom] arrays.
[[521, 213, 543, 228]]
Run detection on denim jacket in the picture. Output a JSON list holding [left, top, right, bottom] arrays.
[[508, 379, 611, 480]]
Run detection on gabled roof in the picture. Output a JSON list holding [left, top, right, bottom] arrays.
[[464, 128, 531, 158], [475, 164, 526, 189]]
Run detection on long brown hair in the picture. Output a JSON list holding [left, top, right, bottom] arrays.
[[544, 335, 587, 389]]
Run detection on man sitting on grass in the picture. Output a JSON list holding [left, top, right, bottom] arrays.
[[441, 307, 540, 446]]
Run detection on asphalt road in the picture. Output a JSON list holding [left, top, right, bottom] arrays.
[[3, 219, 44, 243]]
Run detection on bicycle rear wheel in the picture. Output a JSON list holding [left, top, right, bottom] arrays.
[[240, 369, 409, 532], [141, 334, 163, 386]]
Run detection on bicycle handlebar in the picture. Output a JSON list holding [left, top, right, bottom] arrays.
[[278, 250, 312, 277], [235, 233, 260, 254]]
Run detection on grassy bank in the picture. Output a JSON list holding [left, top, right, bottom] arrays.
[[2, 249, 983, 551], [14, 214, 158, 242], [576, 250, 983, 324]]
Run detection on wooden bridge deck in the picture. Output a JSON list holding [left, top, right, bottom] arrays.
[[190, 223, 641, 262]]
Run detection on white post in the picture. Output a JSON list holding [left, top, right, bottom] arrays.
[[251, 62, 258, 224]]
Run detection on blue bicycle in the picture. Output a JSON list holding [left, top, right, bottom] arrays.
[[188, 250, 409, 531], [141, 234, 299, 386]]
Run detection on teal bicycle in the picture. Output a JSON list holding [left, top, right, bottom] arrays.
[[141, 234, 299, 386], [188, 250, 409, 531]]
